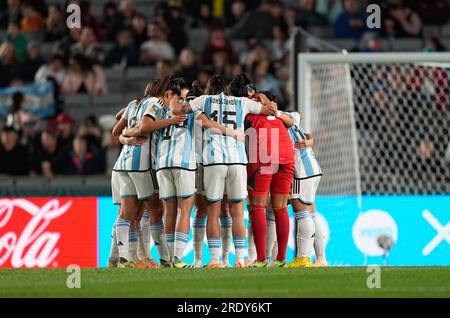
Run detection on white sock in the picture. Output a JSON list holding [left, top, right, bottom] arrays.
[[108, 225, 119, 263], [234, 236, 246, 264], [128, 228, 139, 262], [193, 215, 206, 265], [166, 233, 175, 261], [312, 212, 326, 261], [150, 220, 170, 262], [247, 220, 257, 261], [174, 232, 189, 261], [115, 218, 131, 261], [220, 215, 232, 265], [295, 210, 315, 258], [207, 237, 221, 264], [266, 212, 277, 260], [138, 211, 151, 261]]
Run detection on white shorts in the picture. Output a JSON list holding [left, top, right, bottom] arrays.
[[111, 171, 120, 205], [290, 175, 321, 205], [117, 170, 158, 200], [157, 169, 196, 200], [203, 165, 247, 202], [196, 165, 205, 195]]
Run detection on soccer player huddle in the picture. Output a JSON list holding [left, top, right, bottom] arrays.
[[108, 73, 326, 269]]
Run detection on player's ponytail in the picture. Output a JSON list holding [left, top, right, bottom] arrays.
[[144, 79, 160, 97]]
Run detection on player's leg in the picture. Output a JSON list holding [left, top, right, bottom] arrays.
[[115, 172, 139, 267], [226, 165, 250, 267], [137, 207, 157, 266], [220, 199, 232, 267], [265, 195, 277, 261], [247, 164, 272, 267], [245, 199, 256, 266], [269, 163, 295, 267], [308, 176, 327, 266], [203, 165, 226, 267], [172, 169, 196, 268], [108, 171, 121, 267], [193, 194, 207, 267]]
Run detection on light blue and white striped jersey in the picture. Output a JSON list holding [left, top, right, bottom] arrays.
[[189, 93, 262, 165], [155, 108, 202, 170], [113, 97, 164, 172], [285, 112, 322, 179]]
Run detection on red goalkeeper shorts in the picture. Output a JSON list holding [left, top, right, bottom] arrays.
[[247, 163, 295, 197]]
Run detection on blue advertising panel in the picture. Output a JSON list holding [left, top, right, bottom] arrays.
[[97, 195, 450, 267]]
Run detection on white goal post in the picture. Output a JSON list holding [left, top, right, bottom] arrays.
[[297, 52, 450, 201]]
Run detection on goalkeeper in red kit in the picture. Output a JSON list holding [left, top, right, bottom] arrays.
[[229, 74, 295, 267]]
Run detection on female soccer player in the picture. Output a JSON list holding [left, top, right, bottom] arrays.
[[170, 74, 274, 268], [285, 111, 326, 268], [236, 81, 295, 267], [111, 76, 186, 267]]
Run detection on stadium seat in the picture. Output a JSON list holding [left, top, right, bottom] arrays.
[[187, 28, 210, 53], [105, 67, 126, 94], [391, 38, 423, 51], [308, 26, 334, 38], [441, 26, 450, 38], [327, 38, 358, 51], [92, 94, 125, 110], [125, 66, 156, 94], [442, 38, 450, 51], [40, 43, 55, 58], [423, 25, 441, 38], [231, 40, 247, 56]]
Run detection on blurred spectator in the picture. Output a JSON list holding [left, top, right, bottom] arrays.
[[211, 50, 229, 78], [20, 1, 45, 33], [412, 0, 448, 26], [188, 1, 214, 28], [422, 37, 447, 53], [251, 59, 282, 104], [295, 0, 328, 28], [140, 21, 175, 64], [102, 2, 123, 42], [34, 54, 67, 85], [30, 129, 67, 177], [383, 0, 422, 38], [55, 113, 75, 153], [315, 0, 343, 24], [6, 91, 25, 131], [224, 0, 249, 28], [174, 48, 198, 86], [61, 54, 108, 96], [0, 0, 22, 30], [0, 126, 29, 176], [0, 41, 19, 88], [67, 135, 98, 175], [202, 24, 234, 66], [229, 0, 284, 40], [78, 114, 103, 151], [158, 5, 188, 55], [272, 24, 289, 61], [360, 33, 385, 52], [156, 59, 173, 78], [44, 4, 66, 42], [80, 0, 104, 42], [16, 42, 45, 83], [6, 20, 27, 63], [105, 28, 139, 67], [334, 0, 367, 39], [118, 0, 139, 28], [131, 14, 148, 48], [242, 41, 270, 72], [70, 27, 106, 65]]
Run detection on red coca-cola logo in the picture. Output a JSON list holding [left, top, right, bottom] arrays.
[[0, 197, 98, 268]]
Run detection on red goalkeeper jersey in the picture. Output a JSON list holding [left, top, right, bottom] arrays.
[[245, 114, 294, 165]]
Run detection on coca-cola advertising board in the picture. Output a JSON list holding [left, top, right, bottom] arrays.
[[0, 197, 98, 268]]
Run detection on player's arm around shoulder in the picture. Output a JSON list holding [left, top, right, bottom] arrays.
[[198, 113, 245, 142], [171, 95, 205, 114]]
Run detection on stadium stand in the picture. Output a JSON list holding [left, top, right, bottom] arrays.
[[0, 0, 449, 195]]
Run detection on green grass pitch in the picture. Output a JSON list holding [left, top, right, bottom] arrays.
[[1, 267, 449, 298]]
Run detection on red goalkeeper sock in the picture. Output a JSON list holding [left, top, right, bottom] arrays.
[[274, 207, 290, 261], [250, 205, 267, 262]]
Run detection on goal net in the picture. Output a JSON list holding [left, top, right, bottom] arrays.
[[298, 53, 450, 201]]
